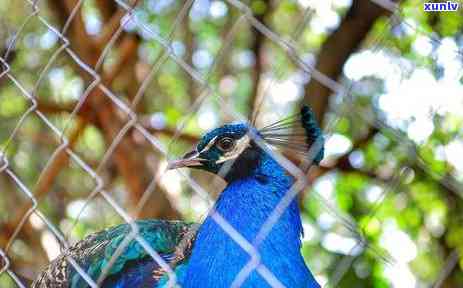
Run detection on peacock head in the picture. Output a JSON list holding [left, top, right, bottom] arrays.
[[167, 106, 324, 182]]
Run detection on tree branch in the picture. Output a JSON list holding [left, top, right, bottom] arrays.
[[103, 34, 141, 83], [46, 0, 179, 219], [303, 0, 398, 125], [94, 0, 118, 23], [248, 1, 269, 120], [1, 119, 86, 247], [94, 9, 128, 49], [144, 126, 200, 144], [36, 101, 76, 114], [34, 103, 200, 145], [183, 10, 197, 104]]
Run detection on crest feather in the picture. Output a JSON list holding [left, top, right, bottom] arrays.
[[258, 105, 324, 165]]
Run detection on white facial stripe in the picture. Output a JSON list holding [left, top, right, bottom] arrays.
[[215, 134, 251, 164]]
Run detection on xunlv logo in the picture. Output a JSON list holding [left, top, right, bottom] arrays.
[[424, 1, 459, 11]]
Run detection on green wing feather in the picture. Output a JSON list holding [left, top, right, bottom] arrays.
[[32, 220, 197, 288]]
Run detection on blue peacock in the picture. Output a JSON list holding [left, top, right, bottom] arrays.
[[32, 106, 324, 288]]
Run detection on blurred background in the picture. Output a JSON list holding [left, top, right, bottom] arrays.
[[1, 0, 463, 287]]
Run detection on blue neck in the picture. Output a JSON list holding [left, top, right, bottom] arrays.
[[183, 153, 319, 287]]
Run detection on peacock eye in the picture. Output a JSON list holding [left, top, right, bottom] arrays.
[[216, 137, 235, 152]]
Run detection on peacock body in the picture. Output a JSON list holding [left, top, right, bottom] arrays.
[[32, 106, 324, 288]]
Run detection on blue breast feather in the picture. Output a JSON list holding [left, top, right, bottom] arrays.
[[181, 153, 320, 288]]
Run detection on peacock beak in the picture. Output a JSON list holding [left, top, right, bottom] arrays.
[[167, 150, 203, 170]]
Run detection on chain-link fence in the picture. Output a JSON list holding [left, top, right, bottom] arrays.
[[1, 0, 462, 287]]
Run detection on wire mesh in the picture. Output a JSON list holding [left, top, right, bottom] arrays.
[[0, 0, 462, 287]]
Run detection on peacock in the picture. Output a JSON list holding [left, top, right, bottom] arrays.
[[32, 105, 324, 288]]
